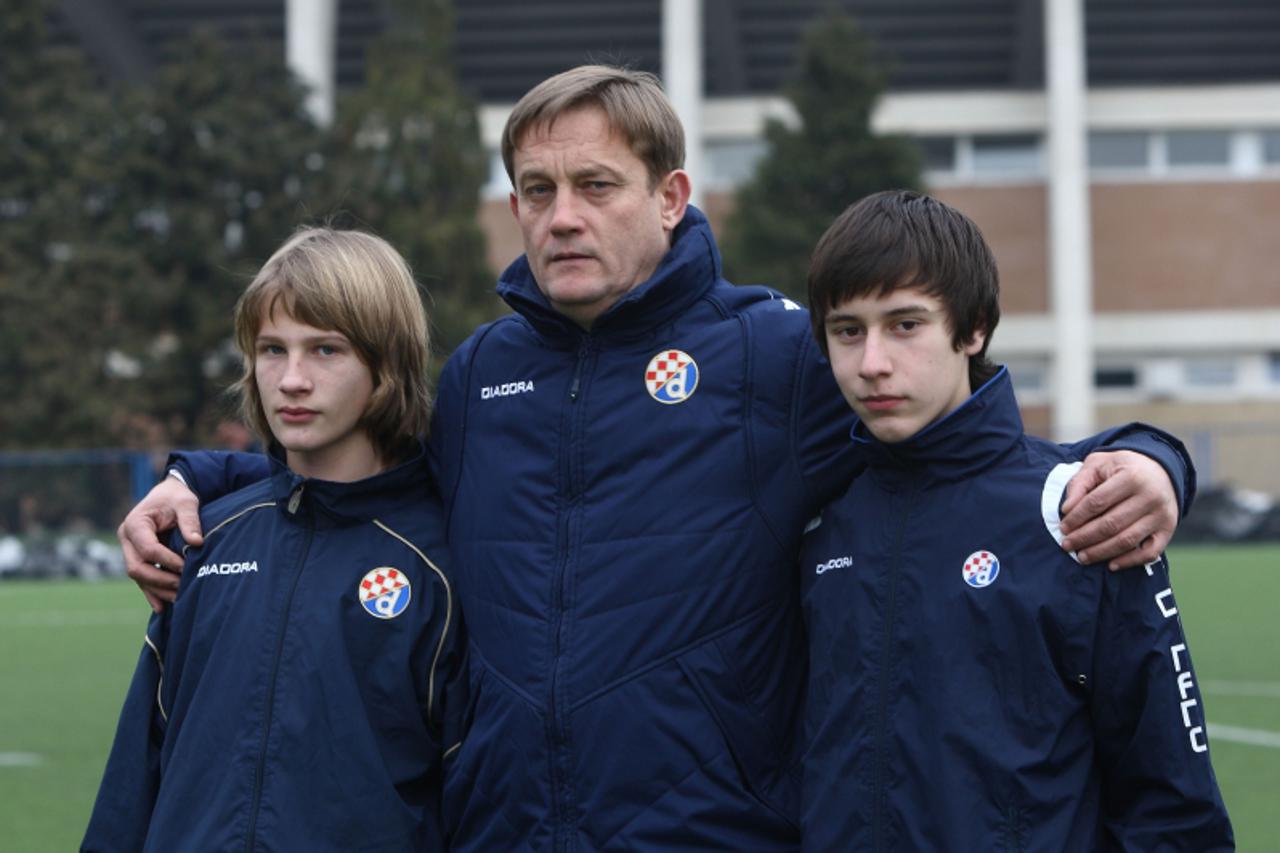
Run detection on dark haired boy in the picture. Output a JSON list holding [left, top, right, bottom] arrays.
[[800, 191, 1232, 850]]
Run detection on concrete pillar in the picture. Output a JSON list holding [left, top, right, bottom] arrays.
[[286, 0, 338, 126], [1045, 0, 1095, 440], [663, 0, 704, 208]]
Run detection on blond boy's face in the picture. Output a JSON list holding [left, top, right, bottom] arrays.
[[823, 287, 984, 444], [254, 308, 379, 481]]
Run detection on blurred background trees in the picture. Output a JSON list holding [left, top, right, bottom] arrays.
[[0, 0, 494, 452], [721, 10, 922, 300]]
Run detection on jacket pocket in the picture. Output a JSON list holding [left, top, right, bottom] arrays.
[[674, 603, 805, 828], [442, 656, 546, 851]]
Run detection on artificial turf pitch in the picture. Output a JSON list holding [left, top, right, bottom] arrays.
[[1, 544, 1275, 850]]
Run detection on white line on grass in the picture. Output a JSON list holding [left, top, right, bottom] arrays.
[[1201, 680, 1280, 699], [1208, 724, 1280, 749], [0, 752, 44, 767], [0, 609, 146, 628]]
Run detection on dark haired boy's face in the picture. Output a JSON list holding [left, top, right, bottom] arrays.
[[824, 287, 984, 443]]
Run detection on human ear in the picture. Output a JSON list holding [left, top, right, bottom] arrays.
[[656, 170, 691, 231]]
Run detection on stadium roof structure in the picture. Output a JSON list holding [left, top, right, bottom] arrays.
[[49, 0, 1280, 99]]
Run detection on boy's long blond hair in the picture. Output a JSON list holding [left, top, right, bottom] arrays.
[[232, 228, 432, 464]]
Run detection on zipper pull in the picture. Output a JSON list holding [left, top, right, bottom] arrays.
[[287, 485, 304, 514], [569, 374, 581, 401]]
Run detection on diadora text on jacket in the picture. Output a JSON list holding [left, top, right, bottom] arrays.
[[799, 370, 1232, 851], [83, 447, 463, 853]]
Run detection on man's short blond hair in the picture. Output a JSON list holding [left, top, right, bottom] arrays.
[[501, 64, 685, 189], [232, 228, 432, 464]]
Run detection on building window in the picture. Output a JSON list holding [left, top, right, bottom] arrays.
[[971, 134, 1042, 177], [1088, 131, 1148, 169], [1263, 131, 1280, 166], [1184, 358, 1237, 387], [1269, 352, 1280, 383], [1095, 366, 1138, 388], [1005, 360, 1047, 392], [703, 139, 768, 190], [916, 136, 956, 173], [1167, 130, 1231, 168], [482, 149, 511, 199]]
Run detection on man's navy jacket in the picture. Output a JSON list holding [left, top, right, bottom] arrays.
[[84, 448, 463, 852], [800, 369, 1231, 851], [169, 208, 1195, 850]]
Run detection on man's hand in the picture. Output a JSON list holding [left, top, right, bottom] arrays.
[[1060, 450, 1178, 570], [118, 475, 204, 612]]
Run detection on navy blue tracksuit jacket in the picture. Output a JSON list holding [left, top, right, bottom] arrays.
[[800, 370, 1231, 851], [84, 447, 463, 852], [167, 210, 1195, 850]]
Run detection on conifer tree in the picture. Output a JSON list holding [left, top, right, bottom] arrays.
[[326, 0, 497, 356], [0, 0, 152, 448], [99, 30, 338, 445], [721, 10, 923, 301]]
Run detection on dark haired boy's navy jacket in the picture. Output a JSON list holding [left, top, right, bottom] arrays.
[[83, 447, 463, 853], [800, 370, 1232, 851], [166, 208, 1196, 851]]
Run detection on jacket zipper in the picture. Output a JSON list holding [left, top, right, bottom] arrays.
[[244, 484, 313, 852], [871, 484, 913, 852], [551, 343, 590, 850]]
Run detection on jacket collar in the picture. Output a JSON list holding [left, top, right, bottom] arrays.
[[853, 367, 1023, 487], [495, 205, 722, 344], [267, 440, 431, 527]]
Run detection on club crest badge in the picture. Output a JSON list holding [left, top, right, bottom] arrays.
[[644, 349, 698, 404], [962, 550, 1000, 589], [358, 567, 411, 619]]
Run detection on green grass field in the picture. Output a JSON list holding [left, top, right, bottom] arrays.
[[1, 544, 1276, 850]]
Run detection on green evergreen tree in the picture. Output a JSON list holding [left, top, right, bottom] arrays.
[[0, 0, 154, 448], [99, 30, 339, 446], [721, 9, 923, 301], [326, 0, 497, 356]]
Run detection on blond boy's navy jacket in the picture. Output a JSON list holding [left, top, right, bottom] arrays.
[[83, 446, 462, 852], [799, 370, 1231, 851]]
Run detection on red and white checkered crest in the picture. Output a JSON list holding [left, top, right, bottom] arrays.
[[644, 349, 699, 404], [359, 567, 407, 602]]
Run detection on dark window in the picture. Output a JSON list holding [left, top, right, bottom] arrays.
[[1167, 131, 1230, 167], [1095, 367, 1138, 388], [916, 136, 955, 173], [1263, 131, 1280, 165], [1089, 132, 1148, 169], [972, 134, 1041, 175]]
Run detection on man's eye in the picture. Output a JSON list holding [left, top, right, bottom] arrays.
[[584, 181, 612, 191], [258, 343, 284, 356], [523, 184, 550, 198], [896, 320, 920, 333], [316, 344, 338, 356]]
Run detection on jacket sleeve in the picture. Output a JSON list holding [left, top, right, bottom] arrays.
[[1090, 552, 1233, 850], [1060, 422, 1196, 518], [167, 450, 270, 505], [81, 610, 170, 852]]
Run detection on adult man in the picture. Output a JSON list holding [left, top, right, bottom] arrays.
[[122, 66, 1192, 849]]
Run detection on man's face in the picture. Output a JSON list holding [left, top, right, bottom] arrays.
[[254, 308, 379, 481], [824, 287, 984, 443], [509, 106, 689, 328]]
